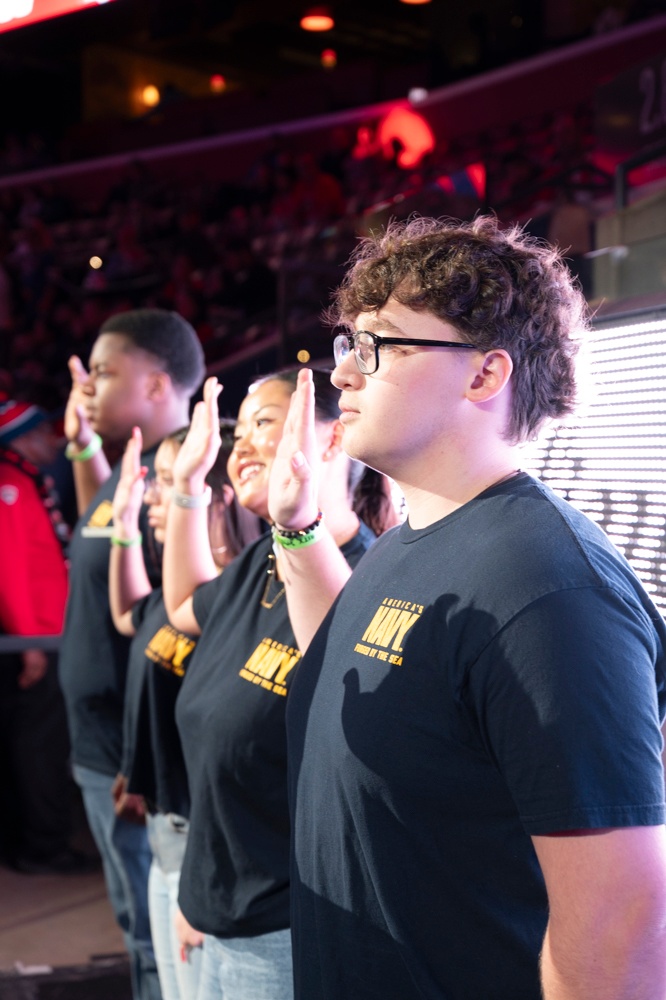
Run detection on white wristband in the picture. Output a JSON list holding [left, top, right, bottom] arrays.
[[171, 486, 212, 509]]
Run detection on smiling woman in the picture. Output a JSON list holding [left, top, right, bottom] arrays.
[[157, 367, 381, 1000]]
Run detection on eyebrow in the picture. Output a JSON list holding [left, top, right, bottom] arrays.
[[358, 316, 408, 338]]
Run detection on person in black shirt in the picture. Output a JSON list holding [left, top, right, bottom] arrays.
[[268, 216, 666, 1000], [58, 308, 205, 1000], [110, 420, 262, 1000]]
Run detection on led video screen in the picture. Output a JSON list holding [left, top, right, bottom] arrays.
[[523, 310, 666, 612]]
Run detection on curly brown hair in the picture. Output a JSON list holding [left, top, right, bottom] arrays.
[[328, 215, 589, 443]]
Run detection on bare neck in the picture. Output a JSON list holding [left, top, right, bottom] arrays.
[[139, 398, 192, 452], [396, 443, 522, 529]]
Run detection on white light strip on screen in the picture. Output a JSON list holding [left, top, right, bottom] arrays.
[[522, 312, 666, 611]]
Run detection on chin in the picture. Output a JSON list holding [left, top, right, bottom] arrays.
[[237, 485, 267, 514]]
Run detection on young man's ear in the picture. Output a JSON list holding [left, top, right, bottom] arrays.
[[146, 370, 171, 401], [466, 350, 513, 403]]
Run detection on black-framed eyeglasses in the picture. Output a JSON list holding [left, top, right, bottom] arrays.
[[333, 330, 478, 375]]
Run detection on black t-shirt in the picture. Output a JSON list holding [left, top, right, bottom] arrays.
[[123, 588, 197, 817], [287, 474, 666, 999], [59, 449, 160, 776], [176, 524, 375, 938]]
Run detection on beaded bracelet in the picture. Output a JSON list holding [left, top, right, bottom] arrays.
[[171, 486, 212, 509], [65, 433, 103, 462], [111, 532, 143, 547], [272, 510, 324, 550]]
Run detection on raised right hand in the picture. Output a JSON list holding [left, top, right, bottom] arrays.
[[64, 355, 94, 447], [173, 376, 222, 494], [268, 367, 319, 529]]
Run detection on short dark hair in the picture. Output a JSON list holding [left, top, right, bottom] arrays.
[[99, 308, 205, 396], [328, 215, 589, 443]]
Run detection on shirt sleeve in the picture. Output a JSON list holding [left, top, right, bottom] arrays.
[[466, 585, 666, 834], [192, 575, 227, 632]]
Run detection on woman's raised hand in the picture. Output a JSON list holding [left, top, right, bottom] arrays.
[[268, 368, 320, 529], [173, 376, 222, 494], [112, 426, 147, 536]]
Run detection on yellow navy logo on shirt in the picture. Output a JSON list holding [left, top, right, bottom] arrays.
[[145, 625, 197, 677], [240, 638, 301, 696], [87, 499, 114, 527], [354, 597, 424, 666]]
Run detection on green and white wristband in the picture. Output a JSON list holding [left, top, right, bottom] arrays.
[[110, 532, 143, 547], [65, 433, 103, 462], [271, 510, 325, 549]]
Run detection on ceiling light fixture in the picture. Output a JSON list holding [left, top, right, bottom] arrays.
[[399, 0, 432, 5], [300, 7, 334, 31]]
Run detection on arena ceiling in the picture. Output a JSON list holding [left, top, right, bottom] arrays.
[[0, 0, 656, 134]]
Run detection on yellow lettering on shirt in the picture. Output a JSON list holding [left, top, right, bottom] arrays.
[[145, 625, 196, 677], [88, 499, 114, 528], [240, 638, 301, 696], [362, 606, 420, 652], [355, 597, 422, 665]]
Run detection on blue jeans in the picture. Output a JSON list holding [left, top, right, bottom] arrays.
[[147, 813, 202, 1000], [73, 764, 161, 1000], [196, 928, 293, 1000]]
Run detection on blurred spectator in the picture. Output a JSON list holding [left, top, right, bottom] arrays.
[[0, 397, 97, 873], [103, 221, 157, 287], [291, 152, 346, 228], [212, 236, 277, 321], [9, 216, 56, 325], [0, 239, 17, 364]]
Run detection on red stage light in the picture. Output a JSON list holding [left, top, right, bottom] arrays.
[[300, 7, 334, 31]]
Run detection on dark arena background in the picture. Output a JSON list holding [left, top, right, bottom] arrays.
[[2, 0, 666, 994]]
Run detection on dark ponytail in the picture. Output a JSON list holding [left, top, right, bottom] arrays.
[[353, 467, 403, 536]]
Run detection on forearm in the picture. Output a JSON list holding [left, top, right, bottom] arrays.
[[109, 544, 150, 634], [163, 504, 218, 618], [72, 450, 112, 515], [279, 530, 351, 651]]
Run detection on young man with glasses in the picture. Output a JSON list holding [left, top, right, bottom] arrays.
[[269, 215, 666, 1000]]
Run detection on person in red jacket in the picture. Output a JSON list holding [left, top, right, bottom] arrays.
[[0, 397, 97, 873]]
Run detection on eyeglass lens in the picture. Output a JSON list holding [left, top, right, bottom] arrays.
[[333, 332, 375, 374]]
